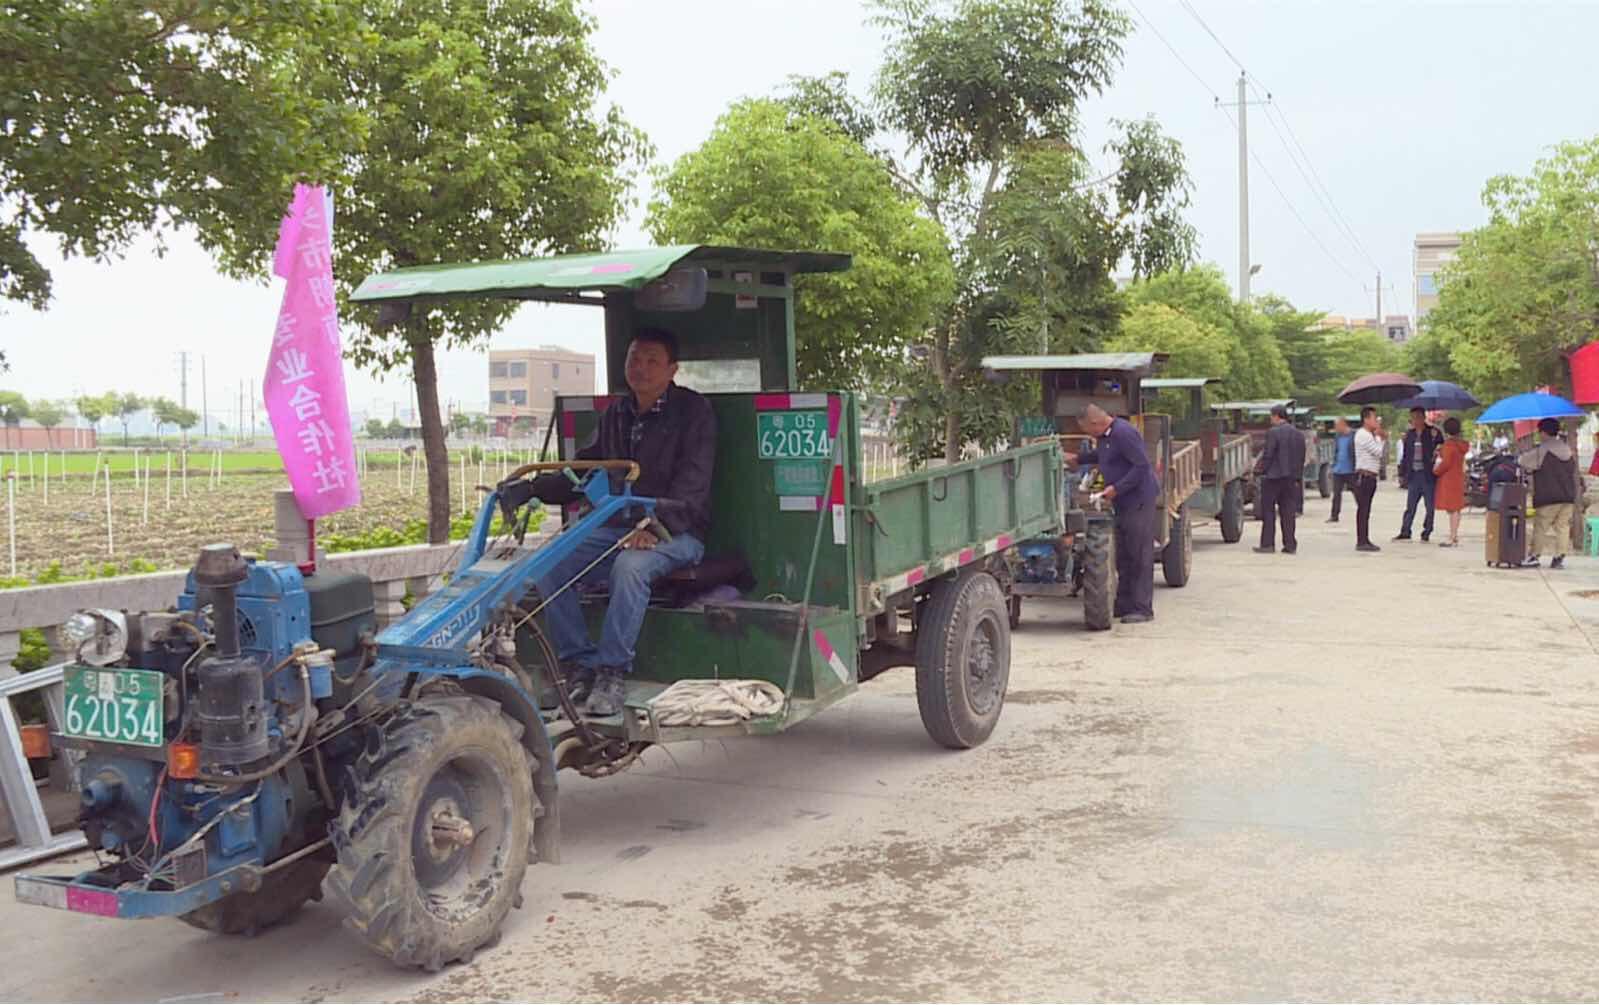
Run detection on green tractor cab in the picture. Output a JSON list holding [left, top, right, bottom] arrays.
[[982, 353, 1200, 631]]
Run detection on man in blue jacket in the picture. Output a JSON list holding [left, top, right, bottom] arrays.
[[1327, 416, 1357, 523], [1065, 403, 1161, 624]]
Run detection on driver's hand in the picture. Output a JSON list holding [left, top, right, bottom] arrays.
[[496, 477, 538, 523], [1064, 452, 1079, 467], [625, 530, 659, 551]]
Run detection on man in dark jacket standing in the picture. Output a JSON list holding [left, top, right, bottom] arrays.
[[1395, 406, 1444, 541], [499, 327, 716, 715], [1254, 404, 1306, 554], [1065, 403, 1161, 624]]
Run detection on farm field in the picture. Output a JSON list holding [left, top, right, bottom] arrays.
[[0, 446, 548, 582]]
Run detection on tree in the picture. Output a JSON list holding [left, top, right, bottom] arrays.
[[1401, 330, 1460, 385], [0, 392, 27, 449], [1107, 304, 1233, 381], [327, 0, 649, 544], [112, 392, 144, 447], [384, 418, 406, 440], [30, 399, 64, 447], [1305, 329, 1400, 410], [1425, 137, 1599, 398], [1, 2, 366, 316], [364, 418, 387, 439], [150, 397, 182, 441], [1122, 265, 1292, 401], [647, 98, 954, 392], [1258, 294, 1332, 393], [75, 394, 111, 436], [867, 0, 1196, 461], [173, 406, 200, 444]]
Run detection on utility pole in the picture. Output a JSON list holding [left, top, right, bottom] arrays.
[[1375, 270, 1382, 324], [176, 351, 189, 409], [249, 378, 255, 444], [201, 356, 209, 439], [1217, 74, 1271, 304], [1236, 73, 1250, 304]]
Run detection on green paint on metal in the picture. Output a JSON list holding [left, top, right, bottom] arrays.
[[773, 459, 830, 495], [1017, 415, 1055, 437], [757, 411, 832, 459], [351, 245, 850, 304], [982, 352, 1167, 372]]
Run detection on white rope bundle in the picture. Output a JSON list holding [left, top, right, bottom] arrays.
[[650, 679, 786, 727]]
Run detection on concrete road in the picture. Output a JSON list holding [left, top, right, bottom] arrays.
[[4, 483, 1597, 1002]]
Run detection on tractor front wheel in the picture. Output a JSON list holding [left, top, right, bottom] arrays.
[[1219, 480, 1245, 543], [327, 694, 534, 972], [915, 570, 1011, 749], [1081, 520, 1116, 631], [179, 856, 330, 937], [1317, 464, 1332, 498], [1161, 504, 1193, 587]]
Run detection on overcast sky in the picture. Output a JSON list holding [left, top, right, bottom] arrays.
[[6, 0, 1598, 427]]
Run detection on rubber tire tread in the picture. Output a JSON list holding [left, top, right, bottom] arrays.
[[914, 570, 1011, 750], [1317, 464, 1331, 498], [178, 857, 330, 936], [1082, 521, 1116, 631], [1219, 480, 1245, 543], [1161, 505, 1192, 588], [324, 694, 534, 971]]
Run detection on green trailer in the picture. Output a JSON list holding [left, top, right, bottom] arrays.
[[1143, 377, 1252, 543], [1290, 406, 1337, 497], [1211, 399, 1324, 514], [359, 244, 1065, 750]]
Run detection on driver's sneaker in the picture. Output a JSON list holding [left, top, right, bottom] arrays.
[[1551, 555, 1566, 570], [585, 667, 627, 717]]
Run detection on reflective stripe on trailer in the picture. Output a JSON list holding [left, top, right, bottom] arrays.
[[872, 533, 1016, 598]]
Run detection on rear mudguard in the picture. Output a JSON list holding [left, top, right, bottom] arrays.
[[408, 665, 561, 865]]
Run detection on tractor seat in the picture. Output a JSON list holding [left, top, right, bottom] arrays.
[[654, 553, 756, 608]]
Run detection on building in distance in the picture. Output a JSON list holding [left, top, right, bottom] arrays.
[[487, 346, 595, 436], [1414, 232, 1462, 323]]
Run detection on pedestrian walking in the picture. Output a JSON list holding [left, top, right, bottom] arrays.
[[1432, 417, 1469, 547], [1352, 406, 1384, 552], [1395, 406, 1445, 542], [1520, 418, 1579, 569], [1065, 403, 1160, 624], [1327, 416, 1356, 523], [1254, 404, 1306, 554]]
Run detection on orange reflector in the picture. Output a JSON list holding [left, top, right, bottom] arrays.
[[166, 742, 200, 779]]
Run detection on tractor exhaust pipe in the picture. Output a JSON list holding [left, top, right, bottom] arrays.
[[193, 544, 269, 768]]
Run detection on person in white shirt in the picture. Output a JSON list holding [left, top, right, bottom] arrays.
[[1352, 406, 1385, 552]]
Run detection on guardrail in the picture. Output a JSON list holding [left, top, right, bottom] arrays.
[[0, 540, 476, 870]]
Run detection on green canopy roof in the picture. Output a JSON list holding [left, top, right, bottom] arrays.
[[982, 353, 1168, 373], [350, 245, 852, 304], [1142, 377, 1218, 389], [1212, 399, 1295, 412]]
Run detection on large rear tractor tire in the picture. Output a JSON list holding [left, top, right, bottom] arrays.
[[1317, 464, 1332, 498], [1219, 481, 1245, 543], [179, 856, 331, 937], [914, 570, 1011, 749], [1161, 504, 1193, 588], [1082, 520, 1116, 632], [326, 695, 534, 971]]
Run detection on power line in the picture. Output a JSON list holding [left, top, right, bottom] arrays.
[[1217, 105, 1365, 289], [1126, 0, 1220, 101], [1255, 99, 1379, 273], [1175, 0, 1248, 72]]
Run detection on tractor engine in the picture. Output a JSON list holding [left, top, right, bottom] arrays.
[[67, 544, 376, 897]]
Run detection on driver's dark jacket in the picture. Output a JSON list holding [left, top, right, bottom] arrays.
[[522, 383, 716, 539]]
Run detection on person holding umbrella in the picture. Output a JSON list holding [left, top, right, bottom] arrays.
[[1395, 407, 1445, 542], [1352, 406, 1385, 552], [1519, 418, 1580, 569]]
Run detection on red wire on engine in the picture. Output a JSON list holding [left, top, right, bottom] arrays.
[[147, 766, 167, 851]]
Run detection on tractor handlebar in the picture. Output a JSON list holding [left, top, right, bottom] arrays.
[[503, 459, 641, 483]]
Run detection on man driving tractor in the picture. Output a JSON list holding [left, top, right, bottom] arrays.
[[497, 327, 716, 716]]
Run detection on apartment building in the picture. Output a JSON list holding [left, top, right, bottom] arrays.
[[487, 346, 594, 434]]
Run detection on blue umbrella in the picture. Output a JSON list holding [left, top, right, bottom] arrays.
[[1393, 380, 1479, 411], [1476, 391, 1586, 424]]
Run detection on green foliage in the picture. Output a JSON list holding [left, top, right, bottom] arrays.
[[1106, 303, 1232, 379], [30, 399, 65, 441], [1401, 331, 1460, 385], [0, 1, 366, 312], [1425, 136, 1599, 398], [1121, 266, 1292, 401], [779, 72, 879, 146], [75, 393, 113, 427], [0, 390, 28, 428], [1301, 330, 1399, 410], [363, 418, 386, 438], [647, 98, 954, 392], [319, 504, 539, 554], [112, 392, 144, 445], [384, 418, 407, 439], [12, 628, 50, 674], [866, 0, 1194, 461], [0, 557, 166, 592]]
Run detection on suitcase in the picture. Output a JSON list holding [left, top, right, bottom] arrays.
[[1486, 484, 1527, 567]]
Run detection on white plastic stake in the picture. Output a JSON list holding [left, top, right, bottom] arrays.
[[410, 448, 419, 495], [26, 450, 33, 489], [478, 456, 485, 491], [459, 453, 467, 514], [41, 451, 47, 505], [104, 464, 114, 557], [7, 472, 15, 577], [396, 450, 402, 490], [165, 452, 172, 509], [181, 450, 188, 499], [142, 457, 150, 525]]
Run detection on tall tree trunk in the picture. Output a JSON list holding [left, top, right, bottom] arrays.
[[936, 315, 960, 465], [407, 327, 452, 545]]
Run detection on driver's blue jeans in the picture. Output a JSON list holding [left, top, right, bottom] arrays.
[[536, 525, 704, 674]]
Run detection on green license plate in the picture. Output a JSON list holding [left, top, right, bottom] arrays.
[[757, 411, 832, 459], [62, 667, 164, 748]]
